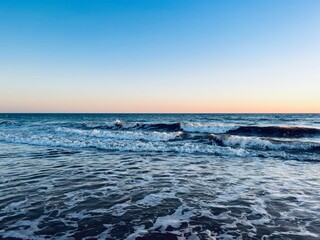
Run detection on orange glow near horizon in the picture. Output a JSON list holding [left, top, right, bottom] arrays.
[[1, 95, 319, 113]]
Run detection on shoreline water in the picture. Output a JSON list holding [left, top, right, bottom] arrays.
[[0, 114, 319, 239]]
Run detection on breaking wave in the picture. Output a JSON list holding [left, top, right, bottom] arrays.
[[0, 120, 19, 125], [209, 134, 320, 152], [0, 131, 247, 156], [1, 113, 320, 239], [1, 116, 319, 161], [181, 122, 237, 134], [133, 122, 182, 132], [55, 127, 183, 142], [226, 125, 320, 138]]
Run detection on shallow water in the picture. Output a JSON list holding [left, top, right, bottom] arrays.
[[0, 114, 319, 239]]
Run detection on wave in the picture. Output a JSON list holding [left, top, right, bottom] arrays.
[[1, 117, 319, 161], [0, 120, 19, 125], [55, 127, 183, 142], [181, 122, 237, 134], [209, 134, 320, 152], [0, 132, 246, 156], [55, 120, 126, 131], [25, 119, 320, 140], [67, 121, 182, 132], [21, 126, 320, 153], [226, 126, 320, 138], [69, 121, 234, 134], [132, 122, 182, 132], [80, 120, 122, 130], [0, 130, 318, 161], [168, 122, 320, 138]]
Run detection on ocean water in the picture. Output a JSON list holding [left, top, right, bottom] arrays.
[[0, 113, 319, 239]]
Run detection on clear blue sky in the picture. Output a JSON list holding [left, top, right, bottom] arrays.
[[1, 0, 319, 112]]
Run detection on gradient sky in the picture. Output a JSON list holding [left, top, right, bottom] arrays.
[[1, 0, 320, 113]]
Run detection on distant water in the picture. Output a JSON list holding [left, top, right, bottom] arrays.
[[0, 114, 319, 239]]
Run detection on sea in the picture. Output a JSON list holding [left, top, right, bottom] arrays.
[[0, 113, 319, 240]]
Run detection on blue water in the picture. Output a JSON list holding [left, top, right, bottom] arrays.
[[0, 114, 319, 239]]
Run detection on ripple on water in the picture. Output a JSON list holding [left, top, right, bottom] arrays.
[[0, 143, 319, 239]]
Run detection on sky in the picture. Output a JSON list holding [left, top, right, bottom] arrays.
[[0, 0, 319, 113]]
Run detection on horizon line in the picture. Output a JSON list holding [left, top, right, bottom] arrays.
[[1, 112, 319, 115]]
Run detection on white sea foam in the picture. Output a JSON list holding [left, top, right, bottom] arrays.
[[136, 193, 166, 207], [1, 114, 320, 239], [96, 224, 114, 240], [110, 201, 131, 217], [151, 204, 194, 232], [125, 225, 148, 240], [136, 186, 187, 207], [114, 119, 123, 126], [4, 198, 29, 214], [0, 119, 19, 125], [0, 120, 318, 161], [213, 134, 319, 151], [55, 127, 179, 141], [66, 210, 92, 220], [0, 131, 248, 156], [1, 216, 46, 240], [181, 122, 237, 134]]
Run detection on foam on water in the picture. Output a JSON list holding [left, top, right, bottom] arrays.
[[55, 127, 181, 141], [152, 205, 194, 232], [181, 122, 237, 134], [211, 134, 320, 151], [0, 120, 18, 125], [227, 125, 320, 138], [0, 114, 320, 239], [0, 145, 319, 239], [0, 131, 249, 156]]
